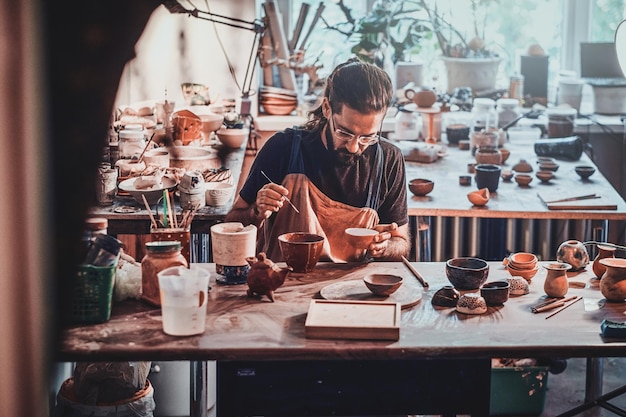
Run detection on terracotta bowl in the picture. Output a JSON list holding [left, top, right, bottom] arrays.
[[539, 161, 559, 172], [501, 170, 514, 181], [575, 165, 596, 180], [467, 188, 490, 206], [499, 148, 511, 164], [445, 257, 489, 290], [345, 227, 377, 249], [514, 173, 533, 187], [505, 263, 539, 281], [363, 274, 403, 296], [536, 170, 555, 183], [216, 128, 249, 149], [408, 178, 434, 196], [506, 252, 538, 270], [480, 281, 511, 305], [278, 232, 325, 273]]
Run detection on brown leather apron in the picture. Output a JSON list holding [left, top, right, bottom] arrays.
[[257, 129, 383, 263]]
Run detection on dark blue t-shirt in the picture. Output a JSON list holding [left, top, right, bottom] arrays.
[[239, 128, 408, 227]]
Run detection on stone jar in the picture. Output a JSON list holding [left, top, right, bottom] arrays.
[[556, 240, 589, 271], [543, 262, 572, 298], [599, 258, 626, 302], [592, 244, 617, 279]]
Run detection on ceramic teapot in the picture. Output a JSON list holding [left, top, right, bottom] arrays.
[[245, 252, 291, 302]]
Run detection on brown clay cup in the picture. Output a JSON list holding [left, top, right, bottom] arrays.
[[278, 232, 325, 273]]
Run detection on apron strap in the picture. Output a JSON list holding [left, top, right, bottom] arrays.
[[365, 144, 384, 210], [287, 129, 305, 174]]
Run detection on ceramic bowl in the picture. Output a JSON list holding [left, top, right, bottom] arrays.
[[143, 148, 170, 168], [507, 276, 530, 295], [345, 228, 377, 249], [456, 293, 488, 314], [408, 178, 434, 196], [278, 232, 325, 273], [505, 263, 539, 282], [501, 170, 514, 181], [117, 175, 178, 205], [537, 156, 556, 164], [432, 285, 461, 307], [507, 252, 538, 270], [199, 112, 225, 135], [205, 182, 235, 206], [216, 127, 249, 149], [480, 281, 511, 305], [536, 170, 555, 183], [499, 148, 511, 164], [445, 257, 490, 290], [475, 147, 502, 165], [459, 175, 472, 186], [363, 274, 403, 296], [514, 173, 533, 187], [539, 161, 559, 172], [467, 188, 490, 206], [575, 165, 596, 180]]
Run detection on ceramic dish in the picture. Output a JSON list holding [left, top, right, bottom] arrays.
[[118, 175, 178, 205]]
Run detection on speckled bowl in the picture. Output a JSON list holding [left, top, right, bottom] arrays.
[[456, 293, 488, 314], [507, 276, 530, 295]]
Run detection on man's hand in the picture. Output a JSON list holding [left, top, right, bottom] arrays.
[[368, 223, 398, 258], [254, 183, 290, 218]]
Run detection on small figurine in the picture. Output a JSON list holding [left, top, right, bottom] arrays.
[[245, 252, 291, 302]]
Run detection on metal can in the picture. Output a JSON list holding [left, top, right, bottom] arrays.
[[509, 74, 525, 101]]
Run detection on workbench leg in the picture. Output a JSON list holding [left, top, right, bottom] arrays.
[[190, 360, 208, 417], [586, 357, 604, 403]]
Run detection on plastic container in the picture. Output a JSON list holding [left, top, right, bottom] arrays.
[[118, 128, 146, 159], [471, 98, 497, 132], [497, 98, 521, 128], [546, 107, 577, 138], [141, 241, 188, 306], [72, 263, 117, 323], [490, 366, 549, 416], [394, 107, 420, 140]]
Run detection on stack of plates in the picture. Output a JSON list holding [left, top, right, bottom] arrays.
[[259, 86, 298, 116]]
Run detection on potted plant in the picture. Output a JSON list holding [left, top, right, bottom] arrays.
[[418, 0, 501, 94]]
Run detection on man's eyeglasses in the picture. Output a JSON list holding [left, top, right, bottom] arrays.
[[330, 113, 381, 146]]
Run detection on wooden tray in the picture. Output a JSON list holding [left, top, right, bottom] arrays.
[[319, 278, 422, 309], [305, 299, 400, 341]]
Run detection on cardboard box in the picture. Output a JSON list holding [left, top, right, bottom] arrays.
[[490, 366, 549, 416]]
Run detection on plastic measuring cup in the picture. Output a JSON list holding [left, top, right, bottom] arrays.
[[157, 265, 210, 336]]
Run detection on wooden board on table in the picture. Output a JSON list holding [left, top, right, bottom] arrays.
[[305, 299, 400, 341], [319, 278, 423, 309], [537, 192, 618, 210]]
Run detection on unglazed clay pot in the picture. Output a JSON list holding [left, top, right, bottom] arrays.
[[556, 240, 589, 271], [599, 258, 626, 302], [246, 252, 291, 302], [543, 262, 572, 298], [592, 244, 617, 279]]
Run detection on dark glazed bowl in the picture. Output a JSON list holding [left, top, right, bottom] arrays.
[[575, 165, 595, 180], [408, 178, 434, 196], [480, 281, 511, 305], [445, 257, 490, 290], [278, 232, 325, 273], [432, 285, 461, 307]]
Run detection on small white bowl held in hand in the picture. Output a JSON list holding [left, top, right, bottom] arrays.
[[345, 228, 378, 249]]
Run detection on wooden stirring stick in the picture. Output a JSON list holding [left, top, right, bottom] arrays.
[[136, 132, 156, 165], [401, 256, 429, 288], [141, 194, 158, 229]]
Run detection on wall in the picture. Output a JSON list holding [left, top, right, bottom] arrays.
[[115, 0, 258, 115]]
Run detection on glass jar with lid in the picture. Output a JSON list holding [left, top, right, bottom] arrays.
[[471, 98, 497, 132], [496, 98, 521, 129], [118, 124, 146, 159], [141, 241, 189, 306]]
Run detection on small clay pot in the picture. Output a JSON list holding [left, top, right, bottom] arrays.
[[475, 147, 502, 165]]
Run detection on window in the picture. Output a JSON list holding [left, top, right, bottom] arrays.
[[268, 0, 626, 100]]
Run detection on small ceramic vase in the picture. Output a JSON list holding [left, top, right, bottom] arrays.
[[599, 258, 626, 302], [432, 285, 461, 307], [543, 262, 572, 298], [556, 240, 589, 271], [592, 244, 617, 279]]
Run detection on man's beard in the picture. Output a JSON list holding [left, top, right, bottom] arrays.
[[332, 148, 363, 166]]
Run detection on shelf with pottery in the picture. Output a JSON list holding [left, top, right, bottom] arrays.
[[403, 132, 626, 221]]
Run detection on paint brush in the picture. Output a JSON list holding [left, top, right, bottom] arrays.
[[260, 170, 300, 214]]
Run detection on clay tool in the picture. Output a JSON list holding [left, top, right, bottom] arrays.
[[401, 256, 429, 288]]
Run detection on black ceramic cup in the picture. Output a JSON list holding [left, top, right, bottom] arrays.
[[475, 164, 501, 192]]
